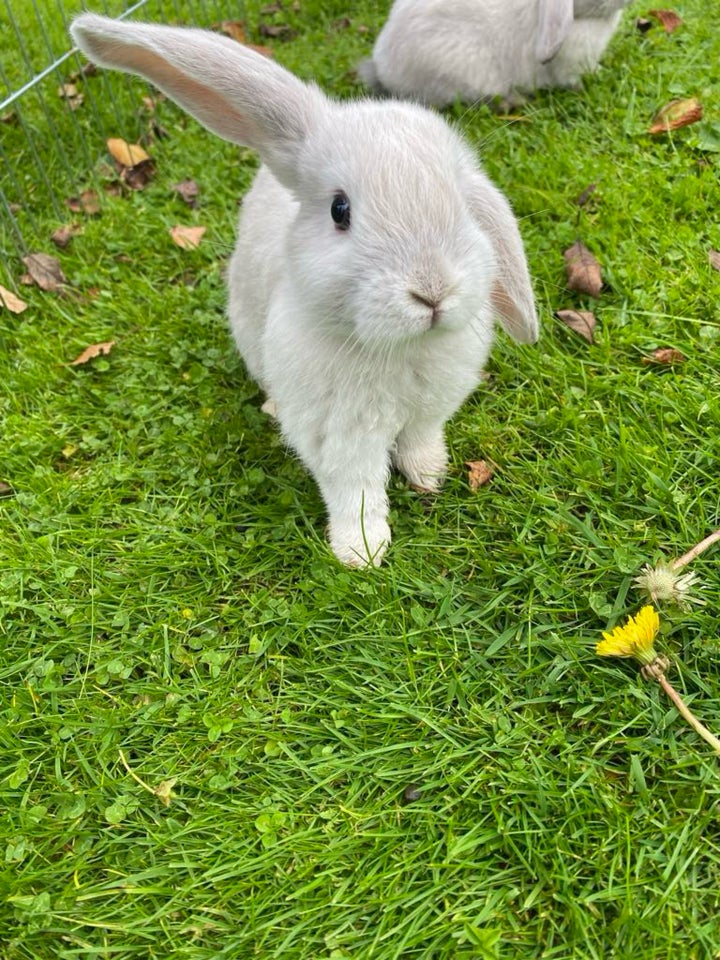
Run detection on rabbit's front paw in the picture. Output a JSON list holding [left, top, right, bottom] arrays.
[[329, 519, 391, 568], [394, 434, 448, 493]]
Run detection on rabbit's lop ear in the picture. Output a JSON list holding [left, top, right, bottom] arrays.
[[70, 14, 324, 187], [468, 179, 539, 345], [535, 0, 575, 63]]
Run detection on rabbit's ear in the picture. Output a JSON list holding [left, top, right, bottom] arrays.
[[70, 14, 325, 187], [467, 179, 539, 344], [535, 0, 574, 63]]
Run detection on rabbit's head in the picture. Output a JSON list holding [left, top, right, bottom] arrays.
[[71, 14, 537, 347]]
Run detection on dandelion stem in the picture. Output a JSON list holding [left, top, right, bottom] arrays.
[[655, 675, 720, 756], [672, 528, 720, 571]]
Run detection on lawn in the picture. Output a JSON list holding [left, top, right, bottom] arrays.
[[1, 0, 719, 957]]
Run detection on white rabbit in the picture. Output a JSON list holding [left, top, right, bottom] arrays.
[[70, 13, 538, 567], [360, 0, 632, 107]]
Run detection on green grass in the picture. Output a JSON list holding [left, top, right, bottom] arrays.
[[1, 1, 720, 957]]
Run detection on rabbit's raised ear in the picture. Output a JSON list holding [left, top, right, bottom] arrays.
[[467, 179, 539, 345], [535, 0, 575, 63], [70, 14, 325, 187]]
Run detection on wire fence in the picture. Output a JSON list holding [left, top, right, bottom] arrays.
[[0, 0, 232, 292]]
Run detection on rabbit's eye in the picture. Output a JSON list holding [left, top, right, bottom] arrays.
[[331, 191, 351, 231]]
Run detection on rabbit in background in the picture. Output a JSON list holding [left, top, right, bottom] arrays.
[[360, 0, 633, 107], [70, 14, 538, 567]]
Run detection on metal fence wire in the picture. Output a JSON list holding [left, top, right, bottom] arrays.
[[0, 0, 231, 288]]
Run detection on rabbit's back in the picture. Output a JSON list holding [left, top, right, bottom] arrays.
[[369, 0, 624, 105], [371, 0, 542, 104]]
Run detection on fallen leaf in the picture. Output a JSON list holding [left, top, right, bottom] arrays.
[[258, 22, 297, 39], [121, 158, 156, 190], [219, 20, 247, 43], [107, 137, 150, 167], [0, 481, 13, 497], [649, 98, 702, 135], [648, 9, 683, 32], [22, 253, 67, 292], [708, 249, 720, 272], [465, 460, 494, 491], [563, 241, 603, 298], [69, 341, 116, 366], [65, 190, 101, 215], [154, 778, 177, 806], [641, 347, 687, 365], [556, 309, 597, 344], [106, 138, 156, 190], [636, 17, 653, 32], [169, 225, 207, 250], [172, 179, 200, 207], [51, 223, 82, 248], [82, 61, 98, 77], [0, 284, 28, 314], [332, 16, 352, 29], [575, 183, 598, 207], [1, 110, 18, 124], [261, 1, 284, 12], [58, 82, 78, 99]]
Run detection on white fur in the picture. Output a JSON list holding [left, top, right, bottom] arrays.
[[361, 0, 632, 106], [70, 13, 538, 567]]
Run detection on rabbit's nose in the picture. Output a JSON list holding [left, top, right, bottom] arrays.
[[409, 290, 442, 327]]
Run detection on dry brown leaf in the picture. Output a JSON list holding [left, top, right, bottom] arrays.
[[66, 190, 101, 216], [708, 249, 720, 272], [51, 223, 82, 249], [58, 82, 78, 99], [69, 341, 116, 366], [649, 98, 702, 135], [575, 183, 598, 208], [0, 283, 28, 314], [169, 225, 207, 250], [121, 158, 156, 190], [1, 110, 18, 124], [22, 253, 67, 292], [107, 137, 150, 167], [0, 481, 13, 497], [219, 20, 247, 42], [648, 9, 683, 32], [556, 309, 597, 344], [563, 241, 602, 298], [641, 347, 687, 365], [465, 460, 494, 491], [261, 1, 284, 12], [258, 22, 297, 39], [172, 179, 200, 207]]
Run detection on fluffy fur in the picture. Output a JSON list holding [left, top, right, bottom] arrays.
[[70, 14, 538, 567], [360, 0, 632, 106]]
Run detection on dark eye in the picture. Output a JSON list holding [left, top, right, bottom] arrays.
[[330, 191, 351, 231]]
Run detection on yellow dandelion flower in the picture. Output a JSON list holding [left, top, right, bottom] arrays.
[[596, 605, 660, 665]]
